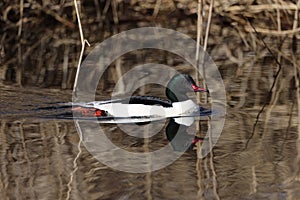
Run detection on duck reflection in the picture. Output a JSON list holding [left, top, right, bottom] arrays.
[[166, 118, 204, 152]]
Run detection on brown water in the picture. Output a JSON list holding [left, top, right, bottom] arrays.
[[0, 74, 299, 200]]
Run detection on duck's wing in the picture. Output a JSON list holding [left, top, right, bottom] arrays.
[[128, 96, 172, 107]]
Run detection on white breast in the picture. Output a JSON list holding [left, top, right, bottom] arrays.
[[165, 100, 197, 117]]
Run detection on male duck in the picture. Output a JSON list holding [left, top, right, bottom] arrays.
[[71, 73, 212, 124]]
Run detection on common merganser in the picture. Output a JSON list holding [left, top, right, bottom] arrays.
[[71, 74, 212, 125]]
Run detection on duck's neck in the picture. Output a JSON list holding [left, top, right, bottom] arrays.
[[166, 88, 190, 102]]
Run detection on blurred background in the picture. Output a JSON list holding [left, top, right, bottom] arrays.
[[0, 0, 299, 199]]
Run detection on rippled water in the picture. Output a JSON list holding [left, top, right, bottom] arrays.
[[0, 81, 299, 199]]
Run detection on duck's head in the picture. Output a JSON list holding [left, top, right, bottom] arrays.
[[166, 74, 207, 102]]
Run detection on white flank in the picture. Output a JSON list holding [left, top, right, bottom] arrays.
[[87, 99, 198, 118]]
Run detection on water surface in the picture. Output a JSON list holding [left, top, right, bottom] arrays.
[[0, 83, 299, 199]]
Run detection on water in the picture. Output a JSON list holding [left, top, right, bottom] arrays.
[[0, 85, 200, 199], [0, 79, 299, 199]]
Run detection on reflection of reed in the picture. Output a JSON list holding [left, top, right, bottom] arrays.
[[0, 100, 298, 199], [0, 121, 72, 199]]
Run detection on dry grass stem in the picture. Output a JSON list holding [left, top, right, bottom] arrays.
[[66, 0, 89, 199], [244, 26, 300, 36], [72, 0, 90, 96], [224, 3, 300, 13], [153, 0, 162, 17], [292, 0, 300, 181]]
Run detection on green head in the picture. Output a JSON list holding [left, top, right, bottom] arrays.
[[166, 74, 207, 102]]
